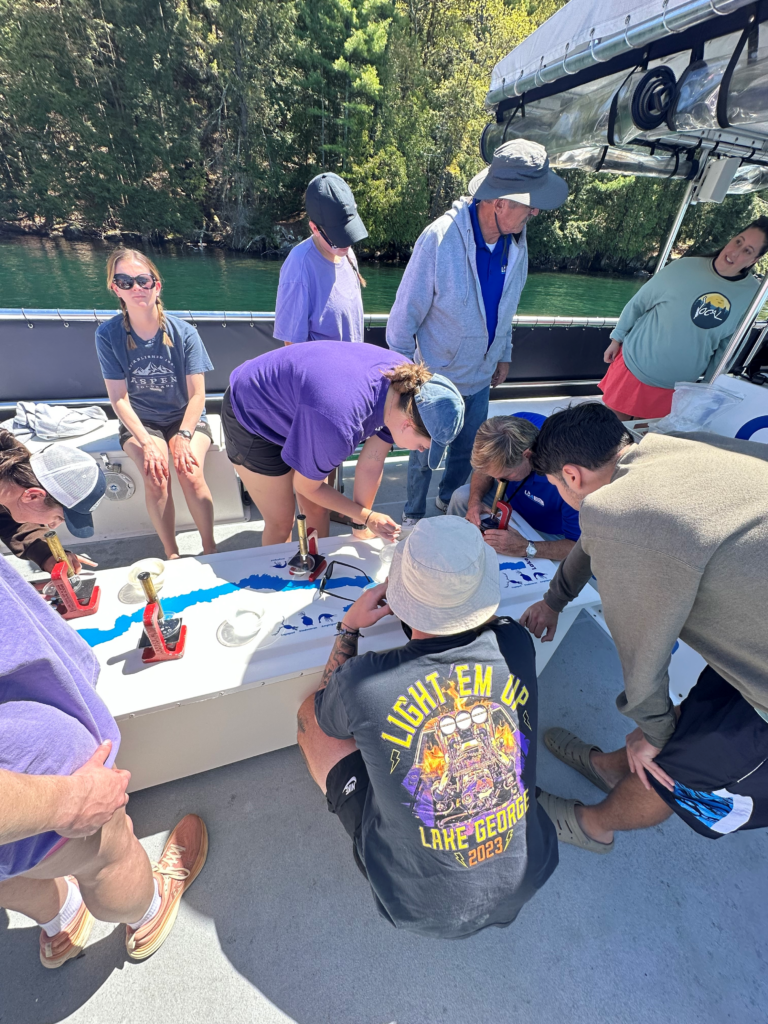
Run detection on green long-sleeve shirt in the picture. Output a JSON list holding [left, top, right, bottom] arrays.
[[613, 257, 760, 389], [542, 431, 768, 748]]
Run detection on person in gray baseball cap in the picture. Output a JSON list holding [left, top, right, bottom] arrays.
[[387, 140, 568, 528]]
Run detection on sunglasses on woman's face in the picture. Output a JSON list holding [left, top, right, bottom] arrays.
[[113, 273, 157, 291], [316, 225, 344, 251]]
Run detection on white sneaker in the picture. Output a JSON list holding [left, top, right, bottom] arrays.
[[435, 496, 449, 513], [401, 515, 421, 528]]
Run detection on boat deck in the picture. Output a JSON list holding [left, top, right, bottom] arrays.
[[2, 611, 765, 1024], [3, 427, 767, 1023]]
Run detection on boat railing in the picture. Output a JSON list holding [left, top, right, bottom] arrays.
[[0, 309, 622, 329]]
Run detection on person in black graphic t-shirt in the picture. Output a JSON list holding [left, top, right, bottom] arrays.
[[297, 516, 557, 938]]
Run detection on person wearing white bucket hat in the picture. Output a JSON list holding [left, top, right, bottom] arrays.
[[297, 516, 557, 938]]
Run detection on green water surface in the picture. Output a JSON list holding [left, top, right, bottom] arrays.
[[0, 236, 644, 316]]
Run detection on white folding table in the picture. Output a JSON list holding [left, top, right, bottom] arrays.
[[71, 520, 598, 791]]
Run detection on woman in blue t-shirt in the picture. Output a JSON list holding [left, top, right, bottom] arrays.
[[95, 249, 217, 558]]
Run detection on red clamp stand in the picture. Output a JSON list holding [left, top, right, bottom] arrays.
[[49, 560, 101, 619], [288, 514, 327, 582], [141, 602, 187, 663]]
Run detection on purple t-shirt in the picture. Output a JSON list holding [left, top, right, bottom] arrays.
[[0, 556, 120, 881], [229, 342, 406, 479], [273, 237, 364, 344]]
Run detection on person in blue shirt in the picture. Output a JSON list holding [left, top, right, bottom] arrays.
[[95, 249, 217, 559], [446, 412, 579, 561]]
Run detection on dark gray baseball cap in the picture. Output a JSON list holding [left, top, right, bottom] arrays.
[[305, 173, 368, 247], [468, 140, 568, 210]]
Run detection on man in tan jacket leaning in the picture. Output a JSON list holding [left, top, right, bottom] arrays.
[[520, 403, 768, 854]]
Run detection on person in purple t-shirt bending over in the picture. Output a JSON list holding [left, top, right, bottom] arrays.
[[274, 173, 367, 347], [221, 342, 465, 545]]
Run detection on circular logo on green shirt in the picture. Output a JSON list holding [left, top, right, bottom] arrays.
[[690, 292, 731, 329]]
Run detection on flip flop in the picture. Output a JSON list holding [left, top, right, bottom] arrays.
[[544, 727, 612, 794], [39, 878, 95, 969], [537, 791, 614, 855]]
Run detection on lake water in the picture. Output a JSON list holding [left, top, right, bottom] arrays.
[[0, 236, 644, 316]]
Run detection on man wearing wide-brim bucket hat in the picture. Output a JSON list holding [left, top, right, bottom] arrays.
[[387, 140, 568, 531], [297, 515, 558, 939]]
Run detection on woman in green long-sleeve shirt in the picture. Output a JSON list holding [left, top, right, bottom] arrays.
[[600, 218, 768, 419]]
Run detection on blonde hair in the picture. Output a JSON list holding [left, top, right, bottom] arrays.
[[382, 362, 432, 438], [106, 248, 172, 351], [471, 416, 539, 474]]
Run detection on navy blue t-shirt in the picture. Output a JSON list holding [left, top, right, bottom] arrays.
[[469, 200, 510, 350], [504, 412, 581, 541], [95, 313, 214, 426]]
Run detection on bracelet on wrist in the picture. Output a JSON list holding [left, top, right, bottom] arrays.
[[364, 510, 373, 528], [336, 621, 362, 638]]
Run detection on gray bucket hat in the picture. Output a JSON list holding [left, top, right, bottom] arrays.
[[468, 140, 568, 210]]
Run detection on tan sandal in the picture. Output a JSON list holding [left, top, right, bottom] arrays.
[[537, 791, 614, 855], [39, 878, 95, 969], [544, 727, 612, 794]]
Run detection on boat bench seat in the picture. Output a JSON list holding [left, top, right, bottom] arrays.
[[9, 414, 247, 546]]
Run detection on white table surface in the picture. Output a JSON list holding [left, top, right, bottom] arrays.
[[69, 518, 596, 722]]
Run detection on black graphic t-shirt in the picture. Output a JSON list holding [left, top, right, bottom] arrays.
[[315, 618, 558, 938], [95, 312, 214, 426]]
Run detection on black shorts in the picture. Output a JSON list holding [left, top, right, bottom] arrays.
[[326, 750, 369, 876], [221, 387, 291, 477], [651, 665, 768, 839], [119, 415, 213, 450]]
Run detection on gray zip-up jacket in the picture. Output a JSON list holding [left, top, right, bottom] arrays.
[[386, 198, 528, 396]]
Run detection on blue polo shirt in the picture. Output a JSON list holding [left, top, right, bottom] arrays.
[[469, 200, 510, 350], [503, 412, 581, 542]]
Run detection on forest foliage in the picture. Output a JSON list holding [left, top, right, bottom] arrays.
[[0, 0, 765, 269]]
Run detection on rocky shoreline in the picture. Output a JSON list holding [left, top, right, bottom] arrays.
[[0, 220, 653, 277]]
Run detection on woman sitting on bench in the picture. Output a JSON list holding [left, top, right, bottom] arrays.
[[95, 249, 217, 558]]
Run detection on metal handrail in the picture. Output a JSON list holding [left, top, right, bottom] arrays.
[[0, 309, 623, 328]]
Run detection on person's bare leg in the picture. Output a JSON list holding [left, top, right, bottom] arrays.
[[0, 808, 154, 925], [171, 432, 217, 554], [234, 464, 296, 546], [297, 488, 331, 539], [123, 436, 179, 558], [297, 694, 357, 792], [575, 772, 673, 845], [590, 746, 631, 789], [603, 404, 638, 422]]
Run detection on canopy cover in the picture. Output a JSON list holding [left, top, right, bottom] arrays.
[[489, 0, 752, 102]]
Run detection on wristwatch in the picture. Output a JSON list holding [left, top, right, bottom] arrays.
[[177, 429, 193, 440], [525, 541, 538, 557]]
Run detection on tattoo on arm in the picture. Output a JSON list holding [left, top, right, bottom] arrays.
[[319, 633, 359, 690]]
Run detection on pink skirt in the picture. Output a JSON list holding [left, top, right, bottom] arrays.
[[599, 350, 674, 419]]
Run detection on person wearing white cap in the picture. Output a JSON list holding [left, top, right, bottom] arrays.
[[387, 140, 568, 529], [0, 430, 107, 541], [297, 516, 557, 938]]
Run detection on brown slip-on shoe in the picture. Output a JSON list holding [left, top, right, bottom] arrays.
[[39, 877, 95, 969], [126, 814, 208, 961]]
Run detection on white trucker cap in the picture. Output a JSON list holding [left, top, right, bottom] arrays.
[[29, 445, 107, 538]]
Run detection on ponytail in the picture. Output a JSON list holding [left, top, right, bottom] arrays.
[[383, 362, 432, 438], [0, 430, 56, 505]]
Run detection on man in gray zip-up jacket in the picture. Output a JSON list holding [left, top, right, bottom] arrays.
[[387, 141, 568, 524]]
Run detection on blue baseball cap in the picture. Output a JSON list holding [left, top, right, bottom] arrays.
[[305, 173, 368, 247], [414, 374, 465, 470], [29, 445, 107, 538]]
